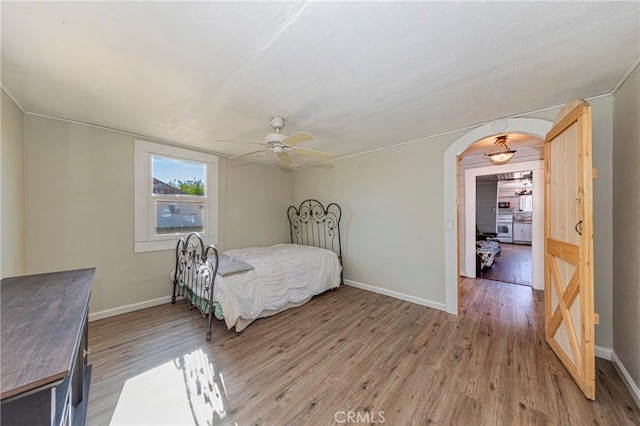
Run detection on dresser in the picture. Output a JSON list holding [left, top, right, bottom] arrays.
[[1, 268, 94, 426]]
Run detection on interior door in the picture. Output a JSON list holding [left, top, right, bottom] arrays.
[[544, 99, 596, 399]]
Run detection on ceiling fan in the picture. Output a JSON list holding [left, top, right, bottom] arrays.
[[219, 117, 334, 166]]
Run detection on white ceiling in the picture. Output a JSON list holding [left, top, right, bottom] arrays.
[[478, 171, 533, 192], [2, 2, 638, 168], [499, 178, 534, 192]]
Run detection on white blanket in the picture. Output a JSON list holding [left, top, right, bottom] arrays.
[[215, 243, 341, 331]]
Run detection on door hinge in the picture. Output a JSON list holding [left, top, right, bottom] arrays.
[[592, 168, 598, 179], [594, 313, 600, 325]]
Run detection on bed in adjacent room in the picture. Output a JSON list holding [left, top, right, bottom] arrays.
[[171, 199, 343, 340], [476, 239, 501, 275]]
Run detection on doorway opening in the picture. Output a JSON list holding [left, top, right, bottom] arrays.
[[475, 171, 534, 287], [443, 118, 552, 314], [444, 104, 597, 401], [457, 132, 544, 292]]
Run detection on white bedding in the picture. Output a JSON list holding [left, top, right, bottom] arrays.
[[214, 243, 341, 331]]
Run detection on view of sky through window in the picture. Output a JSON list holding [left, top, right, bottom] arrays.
[[152, 156, 207, 197], [152, 156, 206, 185]]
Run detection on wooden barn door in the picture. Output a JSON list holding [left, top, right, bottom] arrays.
[[544, 99, 596, 400]]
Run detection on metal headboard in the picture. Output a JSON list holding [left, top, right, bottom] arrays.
[[287, 199, 342, 268]]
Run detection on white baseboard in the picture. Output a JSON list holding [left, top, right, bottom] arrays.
[[595, 345, 612, 360], [89, 295, 173, 322], [344, 279, 446, 312], [611, 350, 640, 410]]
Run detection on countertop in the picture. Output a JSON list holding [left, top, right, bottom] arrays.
[[1, 268, 95, 399]]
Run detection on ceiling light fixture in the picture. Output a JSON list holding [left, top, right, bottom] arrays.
[[516, 181, 532, 196], [484, 135, 517, 165]]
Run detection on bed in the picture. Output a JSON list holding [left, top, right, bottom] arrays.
[[476, 239, 501, 275], [172, 199, 343, 340]]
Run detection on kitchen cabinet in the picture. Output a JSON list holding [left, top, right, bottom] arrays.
[[524, 222, 532, 242], [514, 222, 532, 244]]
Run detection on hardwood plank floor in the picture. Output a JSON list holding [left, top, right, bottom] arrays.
[[87, 280, 640, 425], [481, 243, 532, 286]]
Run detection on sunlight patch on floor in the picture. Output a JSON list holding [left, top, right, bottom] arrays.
[[111, 349, 229, 425]]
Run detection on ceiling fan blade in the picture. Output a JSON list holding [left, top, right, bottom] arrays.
[[229, 149, 267, 160], [277, 152, 293, 166], [217, 139, 267, 147], [292, 147, 334, 161], [283, 131, 313, 146]]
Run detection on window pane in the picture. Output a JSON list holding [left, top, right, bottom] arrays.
[[152, 156, 206, 196], [520, 195, 533, 212], [155, 201, 204, 235]]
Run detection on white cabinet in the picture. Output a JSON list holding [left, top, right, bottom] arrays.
[[524, 222, 532, 242], [514, 223, 524, 242], [514, 222, 532, 244]]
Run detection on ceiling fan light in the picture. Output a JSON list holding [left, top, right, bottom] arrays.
[[485, 135, 517, 165], [265, 133, 286, 144], [223, 117, 330, 166]]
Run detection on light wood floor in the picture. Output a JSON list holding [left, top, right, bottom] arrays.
[[481, 243, 532, 286], [87, 279, 640, 425]]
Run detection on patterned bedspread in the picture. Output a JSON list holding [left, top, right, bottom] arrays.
[[477, 240, 501, 269]]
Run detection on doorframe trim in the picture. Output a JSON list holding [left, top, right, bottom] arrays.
[[443, 118, 552, 314]]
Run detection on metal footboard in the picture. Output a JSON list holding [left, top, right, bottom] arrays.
[[172, 233, 219, 341]]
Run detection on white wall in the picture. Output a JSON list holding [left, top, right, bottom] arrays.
[[224, 160, 293, 249], [1, 91, 26, 277], [23, 114, 293, 314], [293, 131, 466, 306], [612, 64, 640, 390]]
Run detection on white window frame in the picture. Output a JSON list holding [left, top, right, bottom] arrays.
[[519, 194, 533, 212], [134, 140, 218, 253]]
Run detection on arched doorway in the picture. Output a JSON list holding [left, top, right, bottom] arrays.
[[443, 118, 552, 314]]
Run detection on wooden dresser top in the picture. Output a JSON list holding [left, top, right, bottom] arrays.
[[1, 268, 94, 400]]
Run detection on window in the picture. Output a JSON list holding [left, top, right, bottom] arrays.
[[135, 140, 218, 253], [152, 156, 206, 235], [519, 194, 533, 212]]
